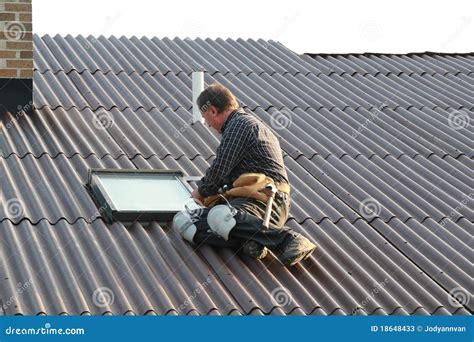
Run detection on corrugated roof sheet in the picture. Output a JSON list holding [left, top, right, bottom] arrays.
[[0, 34, 472, 316]]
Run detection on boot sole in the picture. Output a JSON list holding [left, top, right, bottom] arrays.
[[281, 245, 316, 267]]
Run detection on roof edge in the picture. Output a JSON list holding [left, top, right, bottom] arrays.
[[303, 51, 474, 58]]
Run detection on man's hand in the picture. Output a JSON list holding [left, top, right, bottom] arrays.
[[191, 188, 205, 204]]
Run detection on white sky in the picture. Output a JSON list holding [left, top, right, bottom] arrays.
[[34, 0, 473, 54]]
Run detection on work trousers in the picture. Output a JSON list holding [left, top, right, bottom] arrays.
[[192, 193, 299, 251]]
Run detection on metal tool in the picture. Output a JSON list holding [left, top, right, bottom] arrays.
[[261, 183, 281, 229]]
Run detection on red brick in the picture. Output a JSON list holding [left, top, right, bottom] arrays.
[[0, 50, 17, 58], [19, 13, 32, 21], [0, 69, 17, 77], [6, 59, 32, 68], [19, 68, 33, 78], [19, 50, 32, 58], [6, 41, 32, 50], [0, 13, 16, 21], [4, 3, 32, 12]]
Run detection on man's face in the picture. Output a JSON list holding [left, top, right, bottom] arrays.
[[201, 105, 221, 133]]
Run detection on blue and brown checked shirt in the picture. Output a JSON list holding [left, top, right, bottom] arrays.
[[197, 108, 289, 197]]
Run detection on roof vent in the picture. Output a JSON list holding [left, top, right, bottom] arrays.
[[192, 71, 204, 123]]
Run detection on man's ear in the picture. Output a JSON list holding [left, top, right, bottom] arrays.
[[209, 105, 219, 117]]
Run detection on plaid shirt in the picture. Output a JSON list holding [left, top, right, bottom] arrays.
[[197, 108, 289, 197]]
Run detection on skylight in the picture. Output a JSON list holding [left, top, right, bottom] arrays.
[[87, 169, 195, 222]]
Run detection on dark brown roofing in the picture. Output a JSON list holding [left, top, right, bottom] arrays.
[[0, 35, 472, 316]]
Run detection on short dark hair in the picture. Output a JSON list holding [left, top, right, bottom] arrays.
[[197, 83, 239, 114]]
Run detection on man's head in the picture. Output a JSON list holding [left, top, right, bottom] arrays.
[[197, 83, 239, 133]]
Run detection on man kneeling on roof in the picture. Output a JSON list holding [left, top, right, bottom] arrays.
[[173, 83, 316, 267]]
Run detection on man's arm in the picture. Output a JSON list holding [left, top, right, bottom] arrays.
[[197, 119, 252, 197]]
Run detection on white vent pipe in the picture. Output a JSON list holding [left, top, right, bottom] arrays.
[[192, 71, 204, 123]]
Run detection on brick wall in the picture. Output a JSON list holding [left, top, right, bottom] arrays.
[[0, 0, 33, 79]]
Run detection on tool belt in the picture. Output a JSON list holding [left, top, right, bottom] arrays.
[[203, 173, 290, 208]]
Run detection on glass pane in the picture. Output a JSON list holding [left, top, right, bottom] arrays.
[[96, 173, 191, 211]]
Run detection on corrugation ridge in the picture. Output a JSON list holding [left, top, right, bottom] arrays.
[[370, 217, 471, 310], [2, 151, 127, 160], [295, 218, 441, 315], [15, 151, 461, 164], [246, 305, 336, 316], [304, 152, 469, 162], [27, 104, 473, 147], [2, 154, 137, 225], [34, 62, 474, 78], [0, 216, 103, 227], [33, 68, 473, 125], [295, 156, 470, 224], [131, 153, 216, 162]]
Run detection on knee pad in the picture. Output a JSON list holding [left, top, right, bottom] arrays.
[[173, 211, 197, 243], [207, 205, 237, 241]]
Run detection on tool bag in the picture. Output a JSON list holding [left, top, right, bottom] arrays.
[[203, 173, 290, 207]]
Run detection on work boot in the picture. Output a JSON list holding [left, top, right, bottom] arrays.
[[278, 234, 316, 267], [242, 240, 268, 260]]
